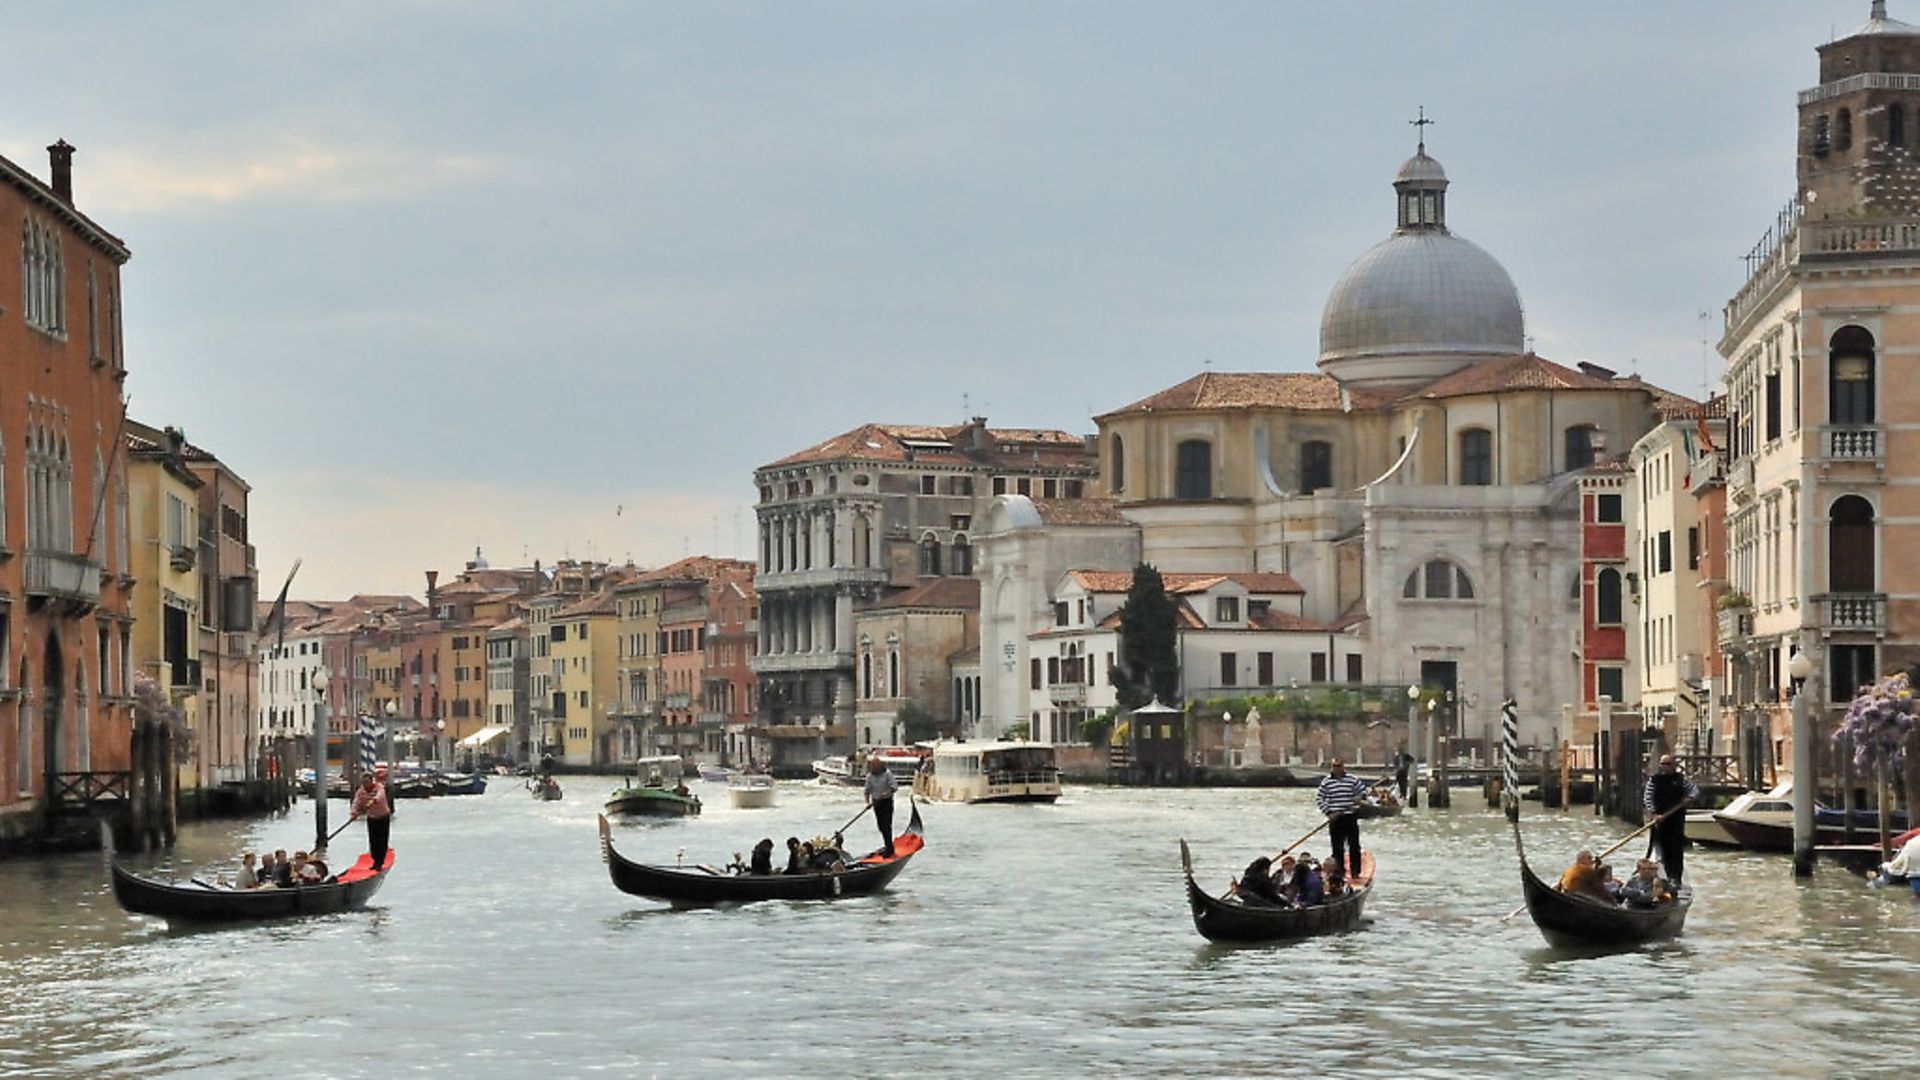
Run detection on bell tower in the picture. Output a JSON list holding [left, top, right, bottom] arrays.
[[1799, 2, 1920, 217]]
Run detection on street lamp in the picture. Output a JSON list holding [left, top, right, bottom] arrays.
[[312, 670, 330, 850], [1406, 683, 1422, 808], [1788, 649, 1815, 877], [435, 718, 448, 770], [383, 700, 398, 776]]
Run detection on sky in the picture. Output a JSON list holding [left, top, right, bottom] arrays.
[[0, 1, 1880, 599]]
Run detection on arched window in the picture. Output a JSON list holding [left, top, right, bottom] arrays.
[[919, 534, 942, 577], [951, 534, 972, 576], [888, 651, 900, 698], [1838, 107, 1855, 153], [1831, 495, 1876, 593], [1893, 102, 1908, 148], [1812, 113, 1832, 156], [852, 514, 872, 568], [862, 651, 873, 699], [1402, 559, 1475, 600], [1109, 433, 1126, 493], [1564, 425, 1598, 470], [1299, 440, 1333, 494], [1596, 568, 1623, 625], [1830, 326, 1876, 424], [1175, 440, 1212, 500], [1459, 429, 1493, 485]]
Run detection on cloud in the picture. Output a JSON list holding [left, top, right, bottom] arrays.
[[82, 139, 504, 214]]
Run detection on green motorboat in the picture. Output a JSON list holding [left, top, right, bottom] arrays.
[[605, 756, 702, 817]]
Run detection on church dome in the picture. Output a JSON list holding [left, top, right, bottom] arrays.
[[1318, 142, 1525, 388]]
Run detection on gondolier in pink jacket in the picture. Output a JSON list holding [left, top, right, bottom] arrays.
[[349, 768, 393, 869]]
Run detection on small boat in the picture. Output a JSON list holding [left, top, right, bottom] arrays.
[[698, 764, 736, 784], [1511, 821, 1690, 947], [911, 741, 1062, 804], [1355, 786, 1402, 819], [529, 775, 563, 801], [1179, 840, 1373, 943], [112, 851, 395, 925], [442, 773, 487, 796], [598, 801, 925, 906], [727, 773, 776, 809], [1712, 785, 1859, 852], [812, 755, 861, 787], [605, 755, 702, 817]]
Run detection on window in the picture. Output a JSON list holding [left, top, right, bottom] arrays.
[[1310, 652, 1327, 682], [1596, 568, 1623, 625], [551, 625, 567, 643], [1043, 478, 1058, 499], [1597, 667, 1624, 703], [1765, 369, 1781, 441], [921, 475, 936, 495], [919, 536, 941, 577], [1830, 495, 1875, 593], [1687, 527, 1700, 570], [1174, 440, 1212, 500], [1830, 326, 1876, 424], [1247, 599, 1269, 621], [1837, 107, 1854, 153], [1054, 602, 1069, 627], [1257, 652, 1274, 686], [948, 476, 973, 496], [1299, 440, 1333, 494], [951, 535, 972, 576], [1657, 531, 1672, 574], [1830, 644, 1876, 703], [1596, 493, 1622, 524], [20, 216, 65, 334], [992, 477, 1006, 496], [1565, 426, 1597, 470], [1403, 559, 1475, 600], [1459, 429, 1492, 485], [1215, 597, 1240, 623], [1345, 654, 1363, 683], [1016, 477, 1031, 496], [1813, 112, 1832, 155]]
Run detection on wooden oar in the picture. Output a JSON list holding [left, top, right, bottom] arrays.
[[1268, 818, 1332, 863], [1500, 804, 1688, 921], [835, 802, 874, 836], [316, 818, 353, 850]]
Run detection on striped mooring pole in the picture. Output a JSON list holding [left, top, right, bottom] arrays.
[[1501, 698, 1520, 822]]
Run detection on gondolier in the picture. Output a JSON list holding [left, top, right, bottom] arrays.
[[865, 755, 897, 858], [349, 768, 394, 869], [1316, 758, 1370, 878], [1643, 754, 1699, 885]]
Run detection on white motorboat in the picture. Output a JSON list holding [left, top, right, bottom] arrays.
[[1694, 781, 1793, 848], [727, 773, 776, 809], [812, 755, 860, 786]]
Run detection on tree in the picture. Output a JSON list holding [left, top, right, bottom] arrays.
[[1110, 563, 1180, 712]]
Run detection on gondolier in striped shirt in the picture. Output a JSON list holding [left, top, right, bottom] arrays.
[[865, 755, 897, 858], [1643, 754, 1699, 886], [1316, 758, 1370, 878]]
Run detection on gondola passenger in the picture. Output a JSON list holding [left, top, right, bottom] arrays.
[[1555, 849, 1614, 903], [1323, 858, 1347, 898], [784, 837, 805, 874], [1292, 854, 1325, 906], [1238, 857, 1281, 905], [1621, 858, 1673, 908], [749, 838, 775, 875], [1276, 855, 1299, 902]]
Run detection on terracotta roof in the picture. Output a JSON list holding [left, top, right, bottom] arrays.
[[1028, 498, 1131, 527], [763, 421, 1093, 471], [555, 590, 618, 619], [1066, 570, 1305, 595], [1252, 610, 1332, 632], [860, 577, 980, 612], [1097, 372, 1344, 420], [635, 555, 755, 584]]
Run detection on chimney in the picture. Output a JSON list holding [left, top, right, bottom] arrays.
[[47, 140, 74, 205], [425, 570, 440, 611], [971, 416, 991, 451]]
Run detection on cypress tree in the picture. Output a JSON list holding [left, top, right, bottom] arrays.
[[1111, 563, 1180, 712]]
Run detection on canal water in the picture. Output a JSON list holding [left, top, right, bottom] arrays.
[[1, 781, 1915, 1078]]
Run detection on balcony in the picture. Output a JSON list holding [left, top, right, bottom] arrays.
[[168, 544, 196, 571], [1717, 607, 1753, 644], [663, 692, 693, 710], [755, 566, 890, 591], [1047, 683, 1087, 705], [1822, 425, 1885, 469], [1814, 592, 1887, 634], [1726, 458, 1754, 506], [25, 550, 102, 613], [1686, 451, 1725, 493]]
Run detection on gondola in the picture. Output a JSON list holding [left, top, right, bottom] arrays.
[[111, 851, 395, 925], [598, 801, 925, 906], [529, 775, 563, 801], [1178, 840, 1374, 943], [1512, 820, 1689, 947]]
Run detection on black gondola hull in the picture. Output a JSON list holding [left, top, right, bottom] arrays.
[[111, 852, 394, 924], [599, 802, 924, 906], [1179, 840, 1373, 943], [1512, 823, 1689, 947]]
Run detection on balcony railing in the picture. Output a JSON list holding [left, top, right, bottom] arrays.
[[1047, 683, 1087, 705], [1717, 608, 1753, 643], [1726, 458, 1754, 504], [25, 550, 102, 610], [663, 693, 693, 709], [1815, 592, 1887, 633], [1823, 424, 1884, 464]]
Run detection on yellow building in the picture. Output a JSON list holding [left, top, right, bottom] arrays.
[[549, 589, 621, 766], [125, 421, 204, 792]]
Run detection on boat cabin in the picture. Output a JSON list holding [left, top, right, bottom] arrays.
[[912, 742, 1062, 804], [629, 755, 688, 790]]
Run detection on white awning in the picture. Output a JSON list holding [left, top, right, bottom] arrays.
[[457, 724, 512, 748]]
